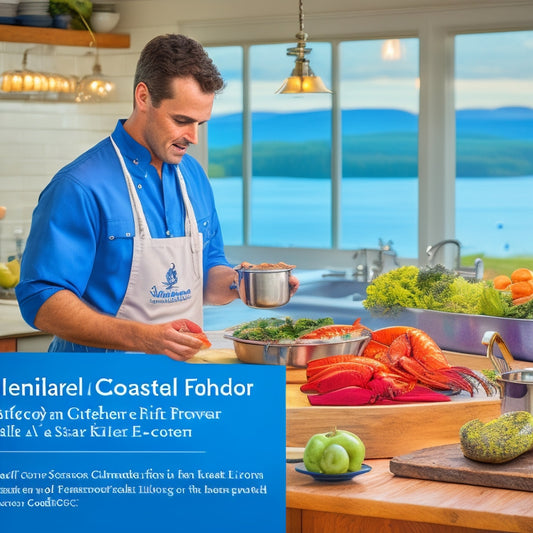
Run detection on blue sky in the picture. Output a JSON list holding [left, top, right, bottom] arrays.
[[208, 31, 533, 114]]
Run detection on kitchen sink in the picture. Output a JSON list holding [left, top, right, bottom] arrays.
[[296, 279, 370, 300]]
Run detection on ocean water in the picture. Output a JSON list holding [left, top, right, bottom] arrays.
[[211, 176, 533, 258]]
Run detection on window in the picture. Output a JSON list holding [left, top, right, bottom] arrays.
[[339, 39, 419, 256], [205, 20, 532, 264], [208, 38, 419, 254], [205, 46, 243, 245], [455, 31, 533, 258]]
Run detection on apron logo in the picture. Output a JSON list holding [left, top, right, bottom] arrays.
[[163, 263, 178, 289], [149, 263, 192, 304]]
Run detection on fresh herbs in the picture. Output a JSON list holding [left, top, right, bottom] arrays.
[[231, 317, 334, 342], [363, 265, 533, 319]]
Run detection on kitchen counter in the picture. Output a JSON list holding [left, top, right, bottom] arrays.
[[0, 300, 53, 351], [0, 300, 36, 337], [194, 345, 533, 532], [286, 458, 533, 533]]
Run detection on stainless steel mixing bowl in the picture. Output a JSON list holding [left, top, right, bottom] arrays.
[[224, 330, 371, 367], [236, 266, 292, 308]]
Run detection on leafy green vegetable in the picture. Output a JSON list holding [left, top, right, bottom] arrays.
[[363, 265, 422, 315], [363, 265, 533, 319], [231, 317, 334, 341], [481, 369, 499, 382], [503, 296, 533, 319], [479, 285, 506, 317], [440, 277, 485, 314], [49, 0, 93, 30], [416, 265, 457, 310]]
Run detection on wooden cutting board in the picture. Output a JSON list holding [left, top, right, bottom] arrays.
[[390, 443, 533, 492]]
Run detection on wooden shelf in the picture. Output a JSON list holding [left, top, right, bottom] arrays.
[[0, 24, 130, 48]]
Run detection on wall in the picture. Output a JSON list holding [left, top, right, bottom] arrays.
[[0, 0, 531, 262]]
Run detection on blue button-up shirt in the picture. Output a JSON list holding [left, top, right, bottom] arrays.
[[17, 120, 230, 329]]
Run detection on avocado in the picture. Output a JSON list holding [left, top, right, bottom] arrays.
[[460, 411, 533, 464]]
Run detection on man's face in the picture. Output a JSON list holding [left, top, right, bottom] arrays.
[[142, 77, 215, 167]]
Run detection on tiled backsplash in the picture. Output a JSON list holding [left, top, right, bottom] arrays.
[[0, 40, 137, 261], [0, 24, 204, 262], [0, 100, 130, 261]]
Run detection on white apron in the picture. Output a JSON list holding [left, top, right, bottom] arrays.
[[110, 137, 203, 326]]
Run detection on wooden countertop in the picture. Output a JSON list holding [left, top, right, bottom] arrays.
[[283, 352, 533, 532], [286, 459, 533, 532]]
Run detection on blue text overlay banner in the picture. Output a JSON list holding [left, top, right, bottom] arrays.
[[0, 353, 286, 532]]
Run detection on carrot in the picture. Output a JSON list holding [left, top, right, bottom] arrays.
[[510, 281, 533, 301], [493, 274, 512, 290], [511, 268, 533, 283], [512, 293, 533, 306]]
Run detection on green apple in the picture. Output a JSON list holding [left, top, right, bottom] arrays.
[[303, 428, 365, 474], [319, 443, 350, 474]]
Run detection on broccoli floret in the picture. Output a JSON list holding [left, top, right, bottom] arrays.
[[416, 265, 457, 310], [417, 264, 455, 288]]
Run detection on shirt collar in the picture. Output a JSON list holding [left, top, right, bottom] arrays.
[[110, 120, 186, 180], [110, 119, 153, 167]]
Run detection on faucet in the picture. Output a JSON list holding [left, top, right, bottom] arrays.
[[426, 239, 484, 281], [352, 239, 399, 282], [426, 239, 461, 269]]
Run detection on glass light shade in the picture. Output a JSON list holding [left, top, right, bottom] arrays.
[[277, 0, 332, 95], [0, 69, 76, 94], [276, 57, 331, 94], [277, 74, 331, 94], [75, 62, 115, 102]]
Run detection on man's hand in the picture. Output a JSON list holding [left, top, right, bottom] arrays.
[[145, 319, 212, 361], [34, 290, 211, 361]]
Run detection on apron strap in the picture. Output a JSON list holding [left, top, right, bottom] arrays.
[[110, 135, 202, 279], [177, 167, 202, 254], [110, 135, 151, 238]]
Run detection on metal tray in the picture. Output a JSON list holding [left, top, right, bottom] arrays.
[[224, 330, 371, 367], [399, 308, 533, 362]]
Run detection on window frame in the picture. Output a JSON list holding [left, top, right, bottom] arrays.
[[188, 3, 533, 269]]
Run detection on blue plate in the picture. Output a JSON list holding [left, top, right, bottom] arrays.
[[17, 15, 53, 27], [294, 462, 372, 482]]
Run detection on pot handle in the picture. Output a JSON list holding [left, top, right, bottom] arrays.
[[482, 330, 515, 375]]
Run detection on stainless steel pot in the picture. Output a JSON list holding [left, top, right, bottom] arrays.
[[498, 370, 533, 414], [236, 267, 292, 308], [483, 330, 533, 414]]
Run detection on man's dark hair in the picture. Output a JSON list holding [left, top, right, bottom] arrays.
[[134, 34, 225, 106]]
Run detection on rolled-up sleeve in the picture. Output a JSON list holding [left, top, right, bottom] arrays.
[[16, 174, 99, 328]]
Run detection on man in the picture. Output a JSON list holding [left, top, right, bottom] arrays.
[[17, 34, 297, 360]]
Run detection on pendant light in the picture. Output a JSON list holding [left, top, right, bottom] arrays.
[[75, 49, 115, 102], [75, 15, 115, 103], [0, 48, 77, 99], [276, 0, 331, 94]]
